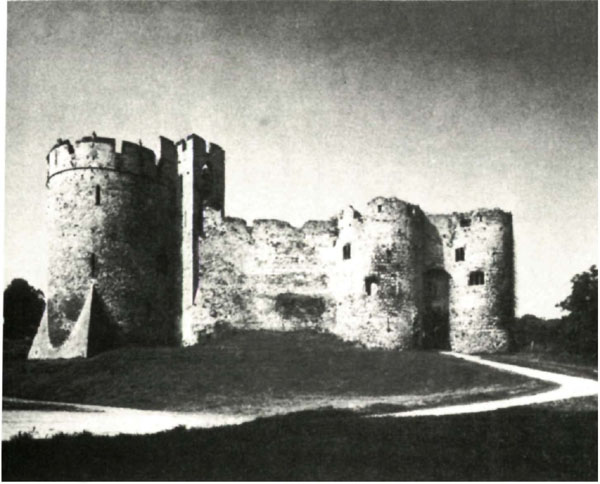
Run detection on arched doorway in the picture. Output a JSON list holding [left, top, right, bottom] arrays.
[[423, 268, 450, 350]]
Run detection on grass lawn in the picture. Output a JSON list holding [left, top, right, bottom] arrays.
[[3, 329, 550, 413], [3, 403, 597, 480], [484, 351, 598, 380]]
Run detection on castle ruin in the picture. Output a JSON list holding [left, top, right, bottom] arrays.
[[29, 133, 515, 359]]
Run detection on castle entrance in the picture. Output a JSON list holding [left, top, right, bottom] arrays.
[[422, 269, 450, 350]]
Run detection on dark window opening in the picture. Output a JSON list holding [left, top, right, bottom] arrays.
[[468, 271, 484, 286], [95, 185, 101, 205], [455, 247, 465, 262], [201, 164, 212, 188], [377, 204, 382, 213], [90, 253, 97, 277], [386, 249, 392, 262], [460, 218, 471, 227], [365, 276, 379, 296], [342, 243, 351, 260]]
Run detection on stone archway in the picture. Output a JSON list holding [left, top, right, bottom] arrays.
[[422, 268, 451, 350]]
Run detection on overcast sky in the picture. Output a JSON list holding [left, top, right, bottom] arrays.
[[4, 1, 597, 318]]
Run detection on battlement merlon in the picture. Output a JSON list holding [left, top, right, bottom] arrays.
[[157, 136, 178, 184], [175, 134, 224, 163]]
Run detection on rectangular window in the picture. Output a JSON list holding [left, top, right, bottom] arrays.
[[90, 253, 97, 277], [460, 218, 471, 227], [455, 247, 465, 262], [95, 185, 101, 205], [468, 271, 484, 286], [343, 243, 351, 260]]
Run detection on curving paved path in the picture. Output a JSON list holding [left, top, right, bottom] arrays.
[[2, 398, 255, 440], [373, 352, 598, 418], [3, 353, 597, 440]]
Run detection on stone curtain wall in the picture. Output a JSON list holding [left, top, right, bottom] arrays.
[[426, 210, 513, 353], [187, 199, 514, 354], [181, 208, 338, 344], [45, 137, 180, 352], [246, 218, 336, 331]]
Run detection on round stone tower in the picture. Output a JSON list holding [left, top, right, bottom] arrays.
[[426, 209, 514, 353], [331, 197, 426, 349], [42, 135, 180, 354], [446, 209, 514, 353]]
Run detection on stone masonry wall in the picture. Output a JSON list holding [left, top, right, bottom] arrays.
[[426, 209, 513, 353], [182, 208, 337, 344], [45, 137, 179, 351], [330, 198, 426, 349]]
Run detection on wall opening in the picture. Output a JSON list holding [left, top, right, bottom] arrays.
[[460, 218, 471, 227], [455, 247, 465, 262], [364, 275, 379, 296], [90, 253, 97, 278], [200, 164, 212, 194], [95, 185, 101, 205], [343, 243, 351, 260], [377, 204, 382, 213], [469, 271, 485, 285], [423, 268, 451, 350]]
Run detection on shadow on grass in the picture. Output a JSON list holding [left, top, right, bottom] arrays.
[[3, 404, 597, 481], [3, 331, 548, 412]]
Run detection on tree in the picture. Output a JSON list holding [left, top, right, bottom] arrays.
[[557, 265, 598, 356], [3, 278, 46, 341]]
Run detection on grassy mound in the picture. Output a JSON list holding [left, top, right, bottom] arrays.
[[485, 352, 598, 379], [4, 329, 547, 412]]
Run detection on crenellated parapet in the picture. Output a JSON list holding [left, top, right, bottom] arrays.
[[46, 135, 180, 187]]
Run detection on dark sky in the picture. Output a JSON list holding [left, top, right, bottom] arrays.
[[5, 1, 597, 317]]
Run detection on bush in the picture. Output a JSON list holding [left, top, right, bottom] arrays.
[[556, 265, 598, 357], [3, 278, 45, 341]]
